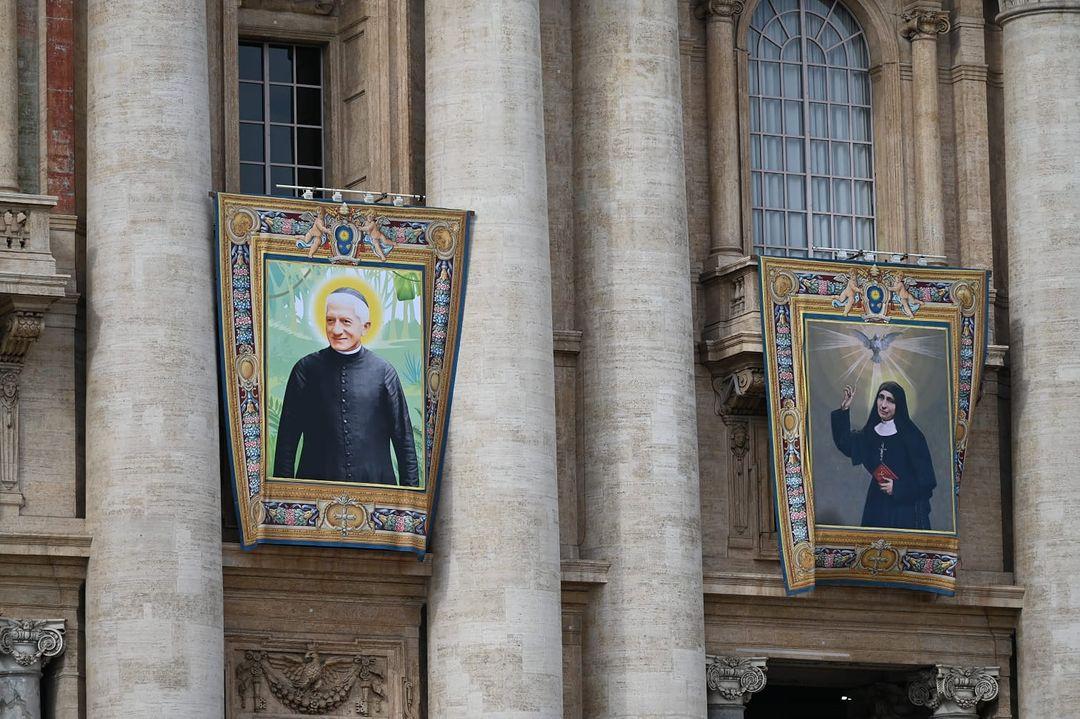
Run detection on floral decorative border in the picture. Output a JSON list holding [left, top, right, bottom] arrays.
[[760, 257, 988, 595], [215, 193, 470, 554]]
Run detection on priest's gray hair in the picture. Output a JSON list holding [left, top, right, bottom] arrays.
[[326, 287, 370, 323]]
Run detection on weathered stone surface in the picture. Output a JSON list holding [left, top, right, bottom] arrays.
[[425, 1, 564, 717], [574, 2, 706, 717], [999, 2, 1080, 716], [84, 1, 223, 716]]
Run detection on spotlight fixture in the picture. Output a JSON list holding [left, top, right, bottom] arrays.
[[864, 252, 876, 262], [331, 191, 342, 203], [916, 256, 929, 266], [393, 195, 405, 207], [890, 253, 904, 262], [302, 188, 314, 200], [836, 250, 850, 259], [363, 192, 376, 203]]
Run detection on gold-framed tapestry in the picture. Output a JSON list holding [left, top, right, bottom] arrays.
[[215, 193, 470, 554], [759, 256, 988, 594]]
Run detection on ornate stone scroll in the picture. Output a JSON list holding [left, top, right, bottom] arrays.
[[706, 655, 767, 717], [908, 665, 999, 717], [900, 8, 951, 39], [0, 618, 66, 719]]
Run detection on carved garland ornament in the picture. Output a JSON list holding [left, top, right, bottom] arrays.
[[235, 643, 388, 716]]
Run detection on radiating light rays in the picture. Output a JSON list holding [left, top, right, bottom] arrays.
[[810, 324, 945, 399]]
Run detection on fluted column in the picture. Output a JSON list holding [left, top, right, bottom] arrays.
[[85, 2, 222, 717], [701, 0, 746, 259], [706, 656, 767, 719], [901, 8, 949, 259], [997, 1, 1080, 715], [908, 666, 999, 718], [425, 2, 564, 717], [575, 2, 706, 717], [0, 0, 17, 192], [0, 619, 65, 719]]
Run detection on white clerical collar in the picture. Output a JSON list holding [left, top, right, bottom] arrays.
[[333, 344, 364, 356], [874, 419, 897, 436]]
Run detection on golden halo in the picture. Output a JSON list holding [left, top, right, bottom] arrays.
[[309, 274, 384, 345]]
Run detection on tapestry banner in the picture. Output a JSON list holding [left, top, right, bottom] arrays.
[[215, 193, 470, 554], [759, 256, 988, 594]]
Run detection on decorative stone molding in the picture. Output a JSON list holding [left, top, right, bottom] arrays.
[[997, 0, 1080, 23], [706, 655, 767, 706], [901, 9, 951, 39], [0, 618, 66, 719], [908, 665, 999, 717], [0, 306, 45, 506], [0, 210, 27, 250], [696, 0, 745, 19], [712, 366, 766, 418], [232, 642, 394, 717]]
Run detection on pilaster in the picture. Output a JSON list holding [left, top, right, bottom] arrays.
[[698, 0, 746, 260], [0, 618, 66, 719], [907, 665, 999, 718], [705, 655, 767, 719], [0, 0, 17, 193], [900, 7, 950, 261]]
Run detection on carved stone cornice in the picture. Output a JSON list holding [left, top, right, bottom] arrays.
[[695, 0, 745, 20], [908, 665, 999, 716], [705, 655, 767, 706], [0, 618, 65, 671], [901, 9, 951, 40]]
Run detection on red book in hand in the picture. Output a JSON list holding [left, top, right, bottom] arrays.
[[873, 464, 898, 486]]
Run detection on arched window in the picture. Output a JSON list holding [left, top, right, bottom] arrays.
[[748, 0, 875, 257]]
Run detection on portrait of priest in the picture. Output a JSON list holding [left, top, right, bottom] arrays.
[[272, 286, 420, 487]]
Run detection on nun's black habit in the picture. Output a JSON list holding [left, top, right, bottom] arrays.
[[830, 381, 936, 530]]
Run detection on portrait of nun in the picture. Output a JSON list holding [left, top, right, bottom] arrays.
[[829, 381, 936, 530]]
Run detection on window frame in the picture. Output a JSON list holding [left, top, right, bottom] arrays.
[[735, 0, 906, 257]]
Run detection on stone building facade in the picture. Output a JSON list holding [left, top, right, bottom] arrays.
[[0, 0, 1077, 717]]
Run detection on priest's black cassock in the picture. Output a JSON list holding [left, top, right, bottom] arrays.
[[273, 346, 420, 486]]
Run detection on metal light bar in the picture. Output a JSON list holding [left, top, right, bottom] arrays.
[[810, 246, 946, 266], [274, 185, 425, 206]]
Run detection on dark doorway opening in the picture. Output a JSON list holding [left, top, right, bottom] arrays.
[[744, 661, 932, 719]]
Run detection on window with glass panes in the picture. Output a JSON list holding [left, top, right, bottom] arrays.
[[238, 42, 324, 197], [748, 0, 875, 257]]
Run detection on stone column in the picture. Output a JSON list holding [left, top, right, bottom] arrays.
[[0, 0, 17, 193], [425, 2, 564, 717], [908, 666, 999, 718], [997, 1, 1080, 715], [701, 0, 746, 260], [900, 8, 950, 260], [705, 656, 767, 719], [0, 618, 65, 719], [85, 1, 223, 717], [575, 2, 707, 717]]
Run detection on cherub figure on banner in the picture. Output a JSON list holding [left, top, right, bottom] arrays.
[[885, 271, 922, 319], [301, 206, 332, 259], [832, 271, 863, 316], [358, 209, 395, 261]]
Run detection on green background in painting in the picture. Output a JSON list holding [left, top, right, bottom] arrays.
[[263, 257, 426, 488]]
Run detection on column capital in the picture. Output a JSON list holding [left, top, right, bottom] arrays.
[[997, 0, 1080, 23], [696, 0, 746, 20], [908, 665, 999, 716], [0, 618, 66, 671], [901, 8, 951, 39], [706, 655, 767, 706]]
